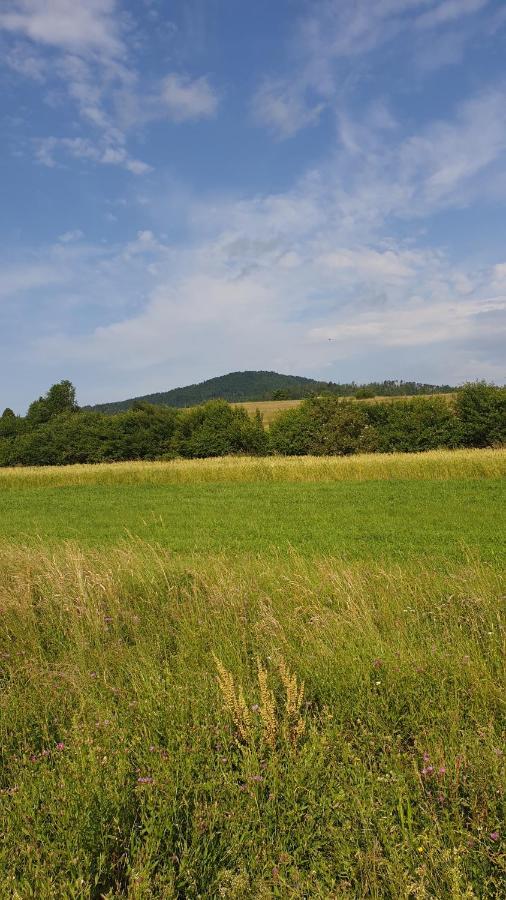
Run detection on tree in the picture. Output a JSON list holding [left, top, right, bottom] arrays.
[[27, 380, 78, 426], [455, 382, 506, 447], [1, 407, 15, 419]]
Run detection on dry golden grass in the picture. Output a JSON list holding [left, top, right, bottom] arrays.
[[0, 446, 503, 488]]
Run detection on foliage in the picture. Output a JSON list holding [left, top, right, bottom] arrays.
[[84, 370, 457, 414], [170, 400, 267, 459], [26, 379, 78, 426], [0, 380, 504, 467], [363, 396, 460, 452], [454, 381, 506, 447]]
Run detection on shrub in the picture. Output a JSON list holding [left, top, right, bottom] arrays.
[[454, 382, 506, 447]]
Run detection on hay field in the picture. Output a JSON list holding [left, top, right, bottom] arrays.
[[233, 393, 457, 425], [0, 448, 504, 897]]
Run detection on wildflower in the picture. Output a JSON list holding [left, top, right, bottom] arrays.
[[56, 742, 65, 751], [250, 774, 264, 783], [421, 765, 434, 777], [438, 765, 446, 776], [423, 752, 430, 762], [137, 776, 154, 785], [489, 831, 500, 842], [373, 658, 383, 669], [104, 616, 113, 623], [251, 704, 260, 712]]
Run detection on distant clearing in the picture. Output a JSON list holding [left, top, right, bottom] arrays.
[[234, 392, 457, 424]]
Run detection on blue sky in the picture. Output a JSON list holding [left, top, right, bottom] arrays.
[[1, 0, 505, 411]]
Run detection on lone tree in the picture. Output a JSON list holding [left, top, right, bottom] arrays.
[[27, 380, 79, 425]]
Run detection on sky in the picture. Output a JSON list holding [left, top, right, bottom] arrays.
[[1, 0, 506, 412]]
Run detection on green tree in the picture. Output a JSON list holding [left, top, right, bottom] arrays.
[[27, 380, 78, 427], [454, 382, 506, 447]]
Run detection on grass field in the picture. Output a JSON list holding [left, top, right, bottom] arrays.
[[0, 448, 504, 897]]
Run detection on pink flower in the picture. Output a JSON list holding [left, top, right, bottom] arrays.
[[438, 766, 446, 776], [56, 742, 65, 751], [421, 765, 434, 777], [137, 776, 154, 784], [490, 831, 500, 842], [373, 658, 383, 669]]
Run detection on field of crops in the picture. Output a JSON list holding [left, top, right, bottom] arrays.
[[234, 393, 457, 425], [0, 448, 504, 897]]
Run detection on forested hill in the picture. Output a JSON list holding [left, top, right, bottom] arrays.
[[84, 370, 455, 414]]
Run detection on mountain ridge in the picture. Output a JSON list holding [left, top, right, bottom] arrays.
[[84, 371, 456, 414]]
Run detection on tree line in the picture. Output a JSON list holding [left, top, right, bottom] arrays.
[[85, 370, 456, 414], [0, 380, 504, 466]]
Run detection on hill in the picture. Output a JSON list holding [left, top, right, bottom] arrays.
[[85, 370, 455, 414]]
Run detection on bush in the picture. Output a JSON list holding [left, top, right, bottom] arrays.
[[454, 382, 506, 447], [0, 380, 503, 467], [364, 397, 460, 453], [171, 401, 268, 459]]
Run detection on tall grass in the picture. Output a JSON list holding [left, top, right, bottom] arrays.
[[0, 542, 504, 897], [0, 446, 504, 488]]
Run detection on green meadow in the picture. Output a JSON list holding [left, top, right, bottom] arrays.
[[0, 449, 504, 897], [0, 479, 504, 562]]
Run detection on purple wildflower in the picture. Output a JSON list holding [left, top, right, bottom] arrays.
[[421, 765, 434, 777], [490, 831, 500, 842], [137, 776, 154, 785]]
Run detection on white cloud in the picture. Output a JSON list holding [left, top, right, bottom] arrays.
[[161, 74, 219, 122], [319, 248, 418, 280], [34, 135, 152, 175], [58, 230, 83, 243], [0, 263, 66, 299], [1, 5, 219, 175], [5, 42, 46, 80], [0, 0, 123, 56], [416, 0, 489, 30], [252, 78, 324, 138], [251, 0, 497, 138]]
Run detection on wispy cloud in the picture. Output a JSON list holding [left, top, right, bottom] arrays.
[[0, 1, 219, 174], [251, 0, 499, 139], [34, 136, 152, 175], [416, 0, 489, 30], [252, 77, 324, 139], [161, 73, 219, 122], [0, 0, 124, 56]]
